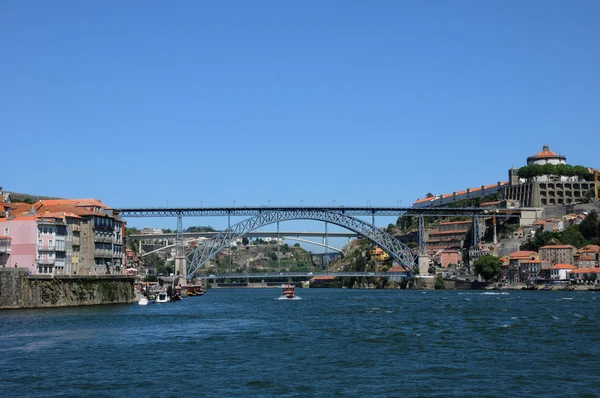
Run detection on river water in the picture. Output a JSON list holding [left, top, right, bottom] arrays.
[[1, 289, 599, 397]]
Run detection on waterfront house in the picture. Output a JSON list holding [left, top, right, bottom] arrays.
[[3, 198, 124, 275], [543, 263, 577, 281], [539, 245, 577, 267], [33, 199, 125, 275], [0, 215, 38, 274], [387, 264, 408, 282], [578, 244, 600, 262], [518, 259, 550, 284], [576, 254, 598, 269], [569, 267, 600, 284], [505, 250, 539, 283]]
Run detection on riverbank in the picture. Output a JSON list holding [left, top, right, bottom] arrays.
[[485, 282, 598, 291], [0, 268, 135, 309]]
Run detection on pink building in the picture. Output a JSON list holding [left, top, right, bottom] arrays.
[[0, 216, 38, 274], [0, 236, 11, 267], [440, 249, 462, 268]]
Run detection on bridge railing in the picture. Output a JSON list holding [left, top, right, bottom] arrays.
[[193, 271, 408, 280]]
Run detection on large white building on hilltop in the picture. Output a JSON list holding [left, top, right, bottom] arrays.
[[412, 145, 596, 208], [502, 145, 596, 207]]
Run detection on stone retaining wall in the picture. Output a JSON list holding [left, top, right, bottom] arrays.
[[0, 268, 135, 309]]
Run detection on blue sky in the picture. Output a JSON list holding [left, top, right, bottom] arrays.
[[2, 1, 599, 237]]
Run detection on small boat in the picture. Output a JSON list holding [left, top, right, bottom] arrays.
[[539, 285, 553, 291], [156, 292, 171, 303], [138, 296, 155, 306], [279, 284, 300, 300]]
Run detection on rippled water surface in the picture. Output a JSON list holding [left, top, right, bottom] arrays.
[[1, 289, 599, 397]]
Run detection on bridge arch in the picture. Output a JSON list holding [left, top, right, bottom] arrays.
[[188, 209, 416, 279]]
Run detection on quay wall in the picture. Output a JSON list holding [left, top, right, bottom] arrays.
[[0, 268, 135, 309]]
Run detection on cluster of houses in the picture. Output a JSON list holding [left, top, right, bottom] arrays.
[[501, 244, 600, 284], [0, 187, 127, 275]]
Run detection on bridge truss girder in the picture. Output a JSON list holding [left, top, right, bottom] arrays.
[[187, 209, 417, 279]]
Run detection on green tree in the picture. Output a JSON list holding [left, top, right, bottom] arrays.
[[558, 225, 586, 248], [185, 226, 215, 233], [473, 255, 503, 282], [521, 227, 555, 251], [580, 211, 599, 240], [396, 216, 415, 231], [242, 236, 249, 246], [143, 275, 158, 282], [434, 274, 445, 289]]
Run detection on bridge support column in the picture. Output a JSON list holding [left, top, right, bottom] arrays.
[[418, 253, 430, 276], [175, 257, 187, 282]]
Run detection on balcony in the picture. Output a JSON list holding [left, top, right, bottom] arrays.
[[38, 258, 55, 265], [94, 250, 113, 258], [0, 245, 11, 253], [94, 235, 113, 243], [37, 244, 56, 251]]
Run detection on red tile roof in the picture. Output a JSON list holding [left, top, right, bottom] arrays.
[[571, 267, 600, 274], [578, 255, 596, 262], [429, 230, 469, 235], [0, 215, 37, 221], [439, 221, 472, 226], [540, 245, 575, 249], [414, 197, 437, 204], [530, 145, 561, 159], [387, 265, 407, 273], [480, 201, 501, 207], [580, 245, 600, 253], [413, 182, 509, 204], [549, 263, 576, 269], [508, 250, 538, 259], [311, 276, 336, 281]]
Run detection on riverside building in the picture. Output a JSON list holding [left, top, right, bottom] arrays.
[[1, 199, 124, 275]]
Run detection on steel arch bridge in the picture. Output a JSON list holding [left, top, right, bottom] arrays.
[[187, 209, 417, 279]]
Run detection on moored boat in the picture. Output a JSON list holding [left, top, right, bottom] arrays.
[[156, 292, 171, 303], [138, 296, 156, 306]]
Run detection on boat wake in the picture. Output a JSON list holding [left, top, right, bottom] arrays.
[[276, 296, 302, 300]]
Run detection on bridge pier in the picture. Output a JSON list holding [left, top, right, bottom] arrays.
[[175, 257, 186, 281], [418, 253, 430, 276]]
